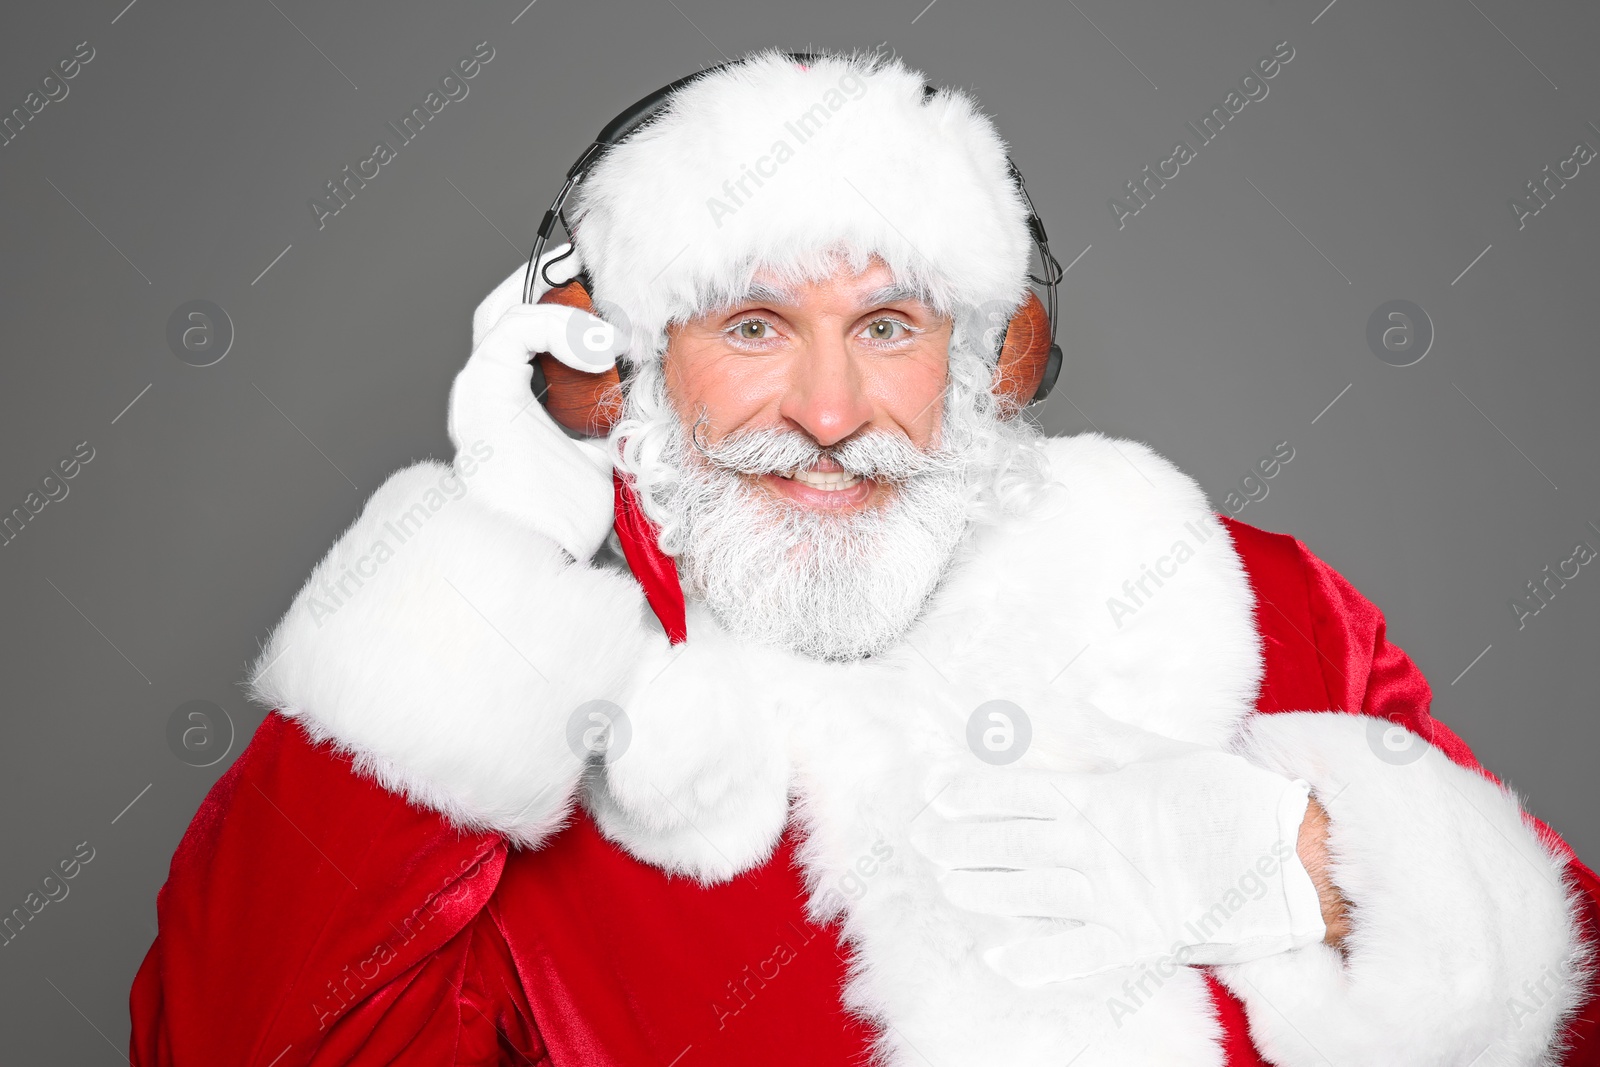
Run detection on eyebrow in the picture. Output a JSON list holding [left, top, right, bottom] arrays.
[[725, 281, 927, 310], [861, 283, 926, 307], [738, 281, 797, 305]]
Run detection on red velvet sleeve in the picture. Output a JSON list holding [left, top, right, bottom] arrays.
[[128, 712, 547, 1066], [1223, 518, 1600, 1063]]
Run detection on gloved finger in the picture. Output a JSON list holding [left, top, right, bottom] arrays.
[[473, 244, 582, 350], [476, 303, 622, 374], [983, 923, 1138, 986], [520, 241, 583, 303], [910, 815, 1092, 870], [938, 868, 1094, 921], [545, 303, 626, 372], [928, 770, 1068, 821], [535, 241, 584, 291], [451, 309, 582, 445]]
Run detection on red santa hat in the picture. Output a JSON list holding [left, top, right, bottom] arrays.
[[564, 48, 1034, 362]]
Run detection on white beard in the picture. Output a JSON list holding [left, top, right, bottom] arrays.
[[611, 326, 1051, 662], [667, 428, 973, 661]]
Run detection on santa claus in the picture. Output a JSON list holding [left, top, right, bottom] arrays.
[[130, 49, 1600, 1066]]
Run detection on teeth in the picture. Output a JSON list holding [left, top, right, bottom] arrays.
[[788, 468, 862, 492]]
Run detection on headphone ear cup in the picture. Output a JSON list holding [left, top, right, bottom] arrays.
[[532, 279, 625, 437], [991, 290, 1055, 416]]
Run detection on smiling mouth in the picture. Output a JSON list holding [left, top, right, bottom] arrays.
[[757, 457, 879, 510], [786, 467, 862, 492]]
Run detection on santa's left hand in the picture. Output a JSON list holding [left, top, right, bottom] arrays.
[[910, 745, 1327, 984]]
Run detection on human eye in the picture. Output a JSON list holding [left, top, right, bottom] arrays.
[[858, 317, 917, 346], [723, 317, 781, 346]]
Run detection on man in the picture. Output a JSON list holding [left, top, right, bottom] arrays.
[[130, 49, 1599, 1065]]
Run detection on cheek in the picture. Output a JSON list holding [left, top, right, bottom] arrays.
[[871, 353, 948, 448], [664, 341, 786, 432]]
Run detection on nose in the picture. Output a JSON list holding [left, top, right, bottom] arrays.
[[776, 332, 875, 448]]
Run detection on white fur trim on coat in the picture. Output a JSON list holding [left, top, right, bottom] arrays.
[[248, 457, 666, 846], [1217, 711, 1595, 1067], [569, 48, 1032, 361]]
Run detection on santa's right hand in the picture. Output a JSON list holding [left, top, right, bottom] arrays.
[[478, 301, 625, 378], [445, 302, 622, 561]]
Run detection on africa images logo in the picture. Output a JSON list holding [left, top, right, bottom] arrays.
[[301, 443, 494, 627], [1109, 40, 1296, 230], [308, 42, 496, 230]]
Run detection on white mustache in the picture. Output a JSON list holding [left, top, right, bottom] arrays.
[[692, 425, 950, 483]]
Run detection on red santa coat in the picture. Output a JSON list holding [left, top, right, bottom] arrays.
[[131, 436, 1600, 1066]]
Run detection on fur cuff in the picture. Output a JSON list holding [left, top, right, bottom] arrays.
[[249, 460, 660, 846], [1216, 712, 1594, 1066]]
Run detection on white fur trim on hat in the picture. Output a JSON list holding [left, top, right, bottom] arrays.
[[569, 48, 1033, 361]]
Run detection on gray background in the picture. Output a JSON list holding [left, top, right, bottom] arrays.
[[1, 0, 1596, 1058]]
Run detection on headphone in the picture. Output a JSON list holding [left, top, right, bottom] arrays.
[[523, 53, 1065, 438]]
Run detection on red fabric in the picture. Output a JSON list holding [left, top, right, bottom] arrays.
[[127, 714, 544, 1066], [129, 516, 1600, 1064], [612, 470, 686, 644], [492, 813, 875, 1065]]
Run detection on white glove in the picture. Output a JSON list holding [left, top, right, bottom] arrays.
[[447, 244, 627, 561], [912, 744, 1327, 985]]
